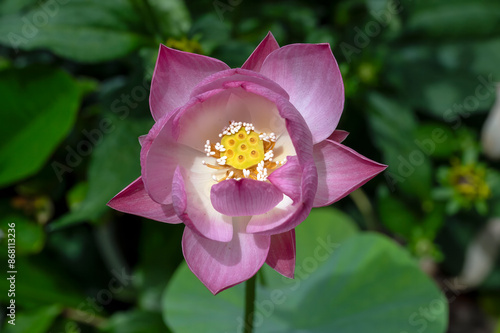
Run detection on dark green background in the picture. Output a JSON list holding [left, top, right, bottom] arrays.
[[1, 0, 499, 332]]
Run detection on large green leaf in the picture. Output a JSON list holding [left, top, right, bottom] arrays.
[[0, 66, 85, 188], [0, 0, 36, 15], [0, 0, 152, 62], [49, 115, 152, 230], [163, 209, 447, 333]]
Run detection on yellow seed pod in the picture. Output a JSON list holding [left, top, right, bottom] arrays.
[[221, 128, 264, 170]]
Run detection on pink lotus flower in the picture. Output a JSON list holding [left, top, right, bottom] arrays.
[[108, 33, 386, 294]]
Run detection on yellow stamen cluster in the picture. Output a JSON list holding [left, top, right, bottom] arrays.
[[202, 121, 285, 182], [221, 128, 264, 170]]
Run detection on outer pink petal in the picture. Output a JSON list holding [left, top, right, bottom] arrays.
[[210, 178, 283, 216], [265, 229, 295, 279], [141, 113, 180, 205], [107, 177, 181, 224], [182, 226, 270, 295], [149, 45, 229, 121], [172, 166, 233, 242], [267, 156, 302, 203], [329, 130, 349, 143], [241, 32, 280, 72], [313, 140, 387, 207], [260, 44, 344, 144]]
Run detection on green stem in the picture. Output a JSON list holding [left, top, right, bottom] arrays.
[[243, 274, 257, 333], [349, 188, 379, 231]]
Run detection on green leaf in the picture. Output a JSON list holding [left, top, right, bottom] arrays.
[[365, 0, 389, 12], [190, 13, 231, 55], [415, 123, 459, 158], [367, 93, 432, 199], [408, 0, 500, 39], [3, 305, 62, 333], [0, 215, 45, 255], [387, 51, 494, 118], [261, 207, 359, 289], [470, 38, 500, 79], [0, 66, 83, 188], [0, 0, 152, 63], [378, 187, 418, 239], [164, 233, 448, 333], [0, 256, 84, 309], [135, 222, 184, 311], [294, 207, 359, 269], [49, 115, 152, 230], [103, 310, 171, 333], [0, 0, 36, 15], [148, 0, 191, 38]]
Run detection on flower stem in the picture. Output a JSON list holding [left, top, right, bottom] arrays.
[[349, 188, 379, 231], [243, 274, 257, 333]]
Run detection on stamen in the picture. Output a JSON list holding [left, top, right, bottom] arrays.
[[204, 140, 212, 156], [264, 150, 274, 161], [259, 132, 277, 143], [202, 160, 229, 170], [215, 142, 226, 152], [216, 156, 227, 165], [204, 121, 283, 182]]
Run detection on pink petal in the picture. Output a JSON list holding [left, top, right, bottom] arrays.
[[329, 130, 349, 143], [141, 103, 208, 206], [182, 225, 270, 295], [313, 140, 387, 207], [210, 179, 283, 216], [260, 44, 344, 144], [190, 68, 289, 101], [149, 45, 229, 121], [142, 116, 182, 205], [265, 229, 295, 278], [107, 177, 181, 224], [267, 156, 302, 203], [245, 159, 317, 235], [241, 32, 280, 72], [139, 110, 173, 170], [138, 135, 147, 146], [173, 166, 234, 242]]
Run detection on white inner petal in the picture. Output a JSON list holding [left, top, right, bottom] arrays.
[[177, 87, 288, 154], [183, 169, 232, 224], [273, 130, 296, 161]]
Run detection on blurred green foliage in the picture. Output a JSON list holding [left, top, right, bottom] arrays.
[[1, 0, 500, 332]]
